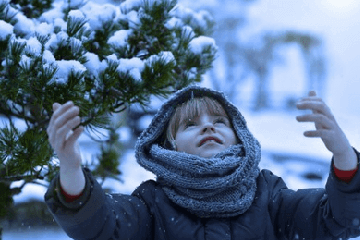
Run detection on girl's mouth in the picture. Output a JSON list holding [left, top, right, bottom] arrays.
[[199, 136, 222, 146]]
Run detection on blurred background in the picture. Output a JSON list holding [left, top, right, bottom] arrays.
[[2, 0, 360, 239]]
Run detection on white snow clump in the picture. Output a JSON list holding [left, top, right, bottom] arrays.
[[127, 10, 140, 29], [108, 30, 133, 48], [26, 37, 42, 55], [67, 0, 88, 8], [181, 25, 195, 39], [54, 60, 87, 84], [189, 36, 216, 55], [54, 18, 67, 31], [120, 0, 142, 11], [35, 22, 54, 36], [14, 13, 35, 36], [0, 20, 13, 40], [84, 52, 107, 77], [42, 50, 56, 64], [68, 10, 85, 19], [80, 2, 122, 30], [117, 57, 144, 80], [164, 17, 183, 30], [19, 55, 31, 68], [40, 1, 64, 22], [146, 51, 176, 66], [106, 54, 119, 63]]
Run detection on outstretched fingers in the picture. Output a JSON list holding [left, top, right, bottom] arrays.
[[299, 128, 333, 138], [296, 91, 337, 138], [296, 92, 355, 157], [47, 101, 82, 151], [296, 114, 334, 129], [296, 100, 334, 118]]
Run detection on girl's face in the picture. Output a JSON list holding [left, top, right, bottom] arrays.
[[174, 111, 238, 158]]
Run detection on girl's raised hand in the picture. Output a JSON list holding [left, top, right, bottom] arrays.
[[47, 101, 84, 170], [296, 91, 357, 170]]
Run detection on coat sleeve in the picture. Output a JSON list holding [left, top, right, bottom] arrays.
[[268, 148, 360, 240], [44, 168, 153, 240]]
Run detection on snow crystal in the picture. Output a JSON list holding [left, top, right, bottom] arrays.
[[84, 52, 107, 77], [164, 17, 183, 30], [117, 57, 144, 80], [14, 13, 35, 36], [35, 22, 53, 36], [127, 10, 140, 29], [53, 60, 87, 84], [189, 36, 216, 55], [0, 20, 13, 40], [26, 37, 42, 55], [42, 50, 55, 64], [68, 10, 85, 19], [108, 30, 133, 48]]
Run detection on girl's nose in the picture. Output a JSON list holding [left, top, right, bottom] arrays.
[[201, 121, 215, 133]]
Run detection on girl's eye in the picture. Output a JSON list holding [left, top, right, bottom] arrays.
[[214, 117, 227, 125], [185, 121, 196, 128]]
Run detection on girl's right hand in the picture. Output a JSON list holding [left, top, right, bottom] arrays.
[[47, 101, 84, 170]]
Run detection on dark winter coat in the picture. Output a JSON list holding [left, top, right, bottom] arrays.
[[45, 152, 360, 240], [45, 86, 360, 239]]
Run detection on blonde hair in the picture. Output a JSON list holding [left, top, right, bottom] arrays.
[[165, 97, 229, 147]]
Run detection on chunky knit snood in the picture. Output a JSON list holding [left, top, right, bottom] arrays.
[[135, 86, 261, 218]]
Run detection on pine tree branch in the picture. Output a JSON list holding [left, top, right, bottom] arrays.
[[0, 0, 217, 210], [0, 174, 44, 183]]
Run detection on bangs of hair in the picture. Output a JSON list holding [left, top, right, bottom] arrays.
[[165, 97, 227, 145]]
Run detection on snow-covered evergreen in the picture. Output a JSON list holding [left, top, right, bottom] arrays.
[[0, 0, 217, 232]]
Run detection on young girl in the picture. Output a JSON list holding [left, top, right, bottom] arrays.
[[45, 86, 360, 240]]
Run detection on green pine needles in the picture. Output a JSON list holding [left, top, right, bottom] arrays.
[[0, 0, 216, 213]]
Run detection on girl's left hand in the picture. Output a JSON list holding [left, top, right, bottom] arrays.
[[296, 91, 356, 170]]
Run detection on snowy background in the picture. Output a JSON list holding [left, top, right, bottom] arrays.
[[2, 0, 360, 239]]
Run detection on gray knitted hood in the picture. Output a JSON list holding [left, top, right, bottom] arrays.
[[135, 85, 259, 155], [135, 86, 261, 217]]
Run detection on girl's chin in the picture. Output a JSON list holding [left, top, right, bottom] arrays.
[[198, 149, 223, 158]]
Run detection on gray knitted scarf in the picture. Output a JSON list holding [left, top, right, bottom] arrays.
[[136, 86, 261, 218]]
